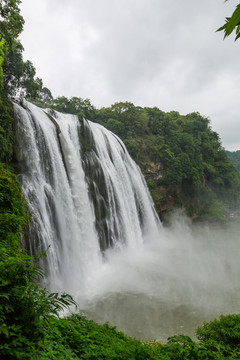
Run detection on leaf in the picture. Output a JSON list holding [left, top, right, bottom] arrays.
[[0, 325, 9, 337], [217, 4, 240, 40]]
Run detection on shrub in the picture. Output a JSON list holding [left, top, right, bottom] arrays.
[[196, 314, 240, 354]]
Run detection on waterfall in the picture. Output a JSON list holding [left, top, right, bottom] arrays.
[[14, 100, 161, 293], [13, 101, 240, 341]]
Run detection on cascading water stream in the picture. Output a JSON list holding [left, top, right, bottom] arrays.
[[14, 100, 161, 293]]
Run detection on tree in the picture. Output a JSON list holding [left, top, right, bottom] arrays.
[[37, 86, 53, 105], [0, 0, 47, 101], [48, 96, 96, 119], [0, 0, 48, 164], [217, 1, 240, 40], [0, 39, 4, 90], [0, 0, 24, 45], [3, 41, 42, 99]]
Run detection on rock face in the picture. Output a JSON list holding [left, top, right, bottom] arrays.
[[143, 162, 164, 181], [142, 161, 183, 221]]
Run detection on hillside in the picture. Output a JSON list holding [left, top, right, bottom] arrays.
[[47, 97, 240, 222], [226, 150, 240, 173]]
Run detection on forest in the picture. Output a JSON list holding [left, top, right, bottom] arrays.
[[1, 0, 240, 359], [226, 150, 240, 173], [45, 96, 240, 222]]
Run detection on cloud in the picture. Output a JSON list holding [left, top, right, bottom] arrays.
[[19, 0, 240, 150]]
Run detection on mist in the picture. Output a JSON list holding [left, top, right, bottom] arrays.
[[15, 102, 240, 342], [75, 213, 240, 341]]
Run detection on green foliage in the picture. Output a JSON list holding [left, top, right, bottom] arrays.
[[163, 335, 203, 359], [48, 96, 96, 120], [0, 38, 4, 89], [196, 314, 240, 347], [0, 165, 77, 359], [226, 150, 240, 172], [0, 101, 14, 164], [196, 314, 240, 358], [97, 104, 240, 221], [0, 164, 26, 249], [37, 86, 53, 106], [1, 0, 239, 223], [0, 0, 51, 166], [1, 146, 240, 360], [45, 97, 240, 221], [41, 314, 167, 360], [217, 2, 240, 41], [0, 0, 24, 45], [2, 40, 43, 99], [2, 2, 240, 359], [32, 314, 240, 359], [198, 199, 229, 222], [0, 254, 77, 358], [0, 0, 50, 106], [162, 334, 227, 359]]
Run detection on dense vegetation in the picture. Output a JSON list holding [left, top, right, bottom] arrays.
[[47, 97, 240, 222], [2, 164, 240, 358], [2, 1, 240, 359], [0, 0, 53, 165], [226, 150, 240, 173]]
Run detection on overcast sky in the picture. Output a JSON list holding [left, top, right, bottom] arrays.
[[19, 0, 240, 150]]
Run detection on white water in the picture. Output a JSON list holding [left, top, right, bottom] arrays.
[[79, 214, 240, 340], [14, 100, 160, 292], [14, 101, 240, 341]]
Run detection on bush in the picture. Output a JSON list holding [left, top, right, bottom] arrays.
[[197, 314, 240, 353], [0, 165, 76, 359], [42, 314, 168, 360], [0, 163, 27, 250]]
